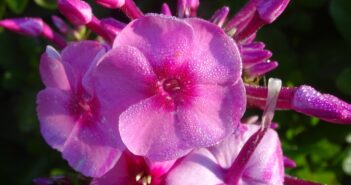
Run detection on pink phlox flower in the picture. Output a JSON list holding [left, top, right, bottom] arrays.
[[94, 14, 246, 161], [91, 151, 176, 185], [37, 41, 124, 177]]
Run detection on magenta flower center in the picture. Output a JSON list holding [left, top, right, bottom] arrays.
[[70, 88, 99, 124], [153, 64, 196, 110], [162, 78, 181, 93]]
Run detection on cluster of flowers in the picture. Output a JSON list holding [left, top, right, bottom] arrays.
[[1, 0, 351, 184]]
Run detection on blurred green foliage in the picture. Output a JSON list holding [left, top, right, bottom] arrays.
[[0, 0, 351, 184]]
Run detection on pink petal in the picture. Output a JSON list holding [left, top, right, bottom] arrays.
[[185, 18, 242, 84], [113, 14, 194, 68], [177, 81, 246, 147], [208, 125, 249, 169], [39, 46, 71, 91], [90, 153, 131, 185], [94, 45, 155, 115], [36, 88, 74, 150], [147, 159, 176, 177], [119, 96, 191, 161], [61, 111, 123, 177], [61, 41, 106, 88], [165, 148, 225, 185]]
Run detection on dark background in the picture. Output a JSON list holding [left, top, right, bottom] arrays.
[[0, 0, 351, 184]]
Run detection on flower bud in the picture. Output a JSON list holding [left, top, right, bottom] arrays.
[[292, 85, 351, 124], [0, 18, 43, 36], [58, 0, 92, 25], [95, 0, 125, 8]]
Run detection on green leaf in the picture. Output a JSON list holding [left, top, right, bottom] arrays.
[[5, 0, 28, 14], [336, 67, 351, 95], [34, 0, 57, 9], [330, 0, 351, 42]]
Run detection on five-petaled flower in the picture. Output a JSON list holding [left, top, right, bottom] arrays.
[[94, 14, 246, 161]]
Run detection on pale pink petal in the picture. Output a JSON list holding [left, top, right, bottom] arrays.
[[61, 111, 123, 177], [241, 125, 284, 185], [176, 80, 246, 148], [94, 45, 155, 115], [113, 14, 194, 68], [119, 96, 191, 161], [208, 125, 250, 169], [165, 148, 224, 185], [185, 18, 242, 84], [39, 46, 70, 91], [210, 124, 284, 185], [36, 88, 74, 150]]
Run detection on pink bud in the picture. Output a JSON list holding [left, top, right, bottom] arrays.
[[51, 16, 70, 34], [100, 18, 126, 40], [246, 84, 351, 124], [95, 0, 125, 8], [0, 17, 66, 48], [210, 6, 230, 27], [283, 156, 296, 168], [0, 18, 43, 36], [257, 0, 290, 23], [161, 3, 172, 16], [58, 0, 92, 25], [246, 60, 278, 77], [177, 0, 199, 17], [225, 0, 290, 41], [292, 85, 351, 124], [241, 48, 272, 68]]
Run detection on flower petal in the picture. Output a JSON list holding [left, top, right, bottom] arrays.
[[176, 80, 246, 148], [185, 18, 242, 84], [165, 148, 224, 185], [241, 126, 284, 185], [36, 88, 74, 150], [209, 124, 284, 185], [208, 125, 249, 169], [90, 153, 131, 185], [94, 45, 155, 115], [39, 46, 71, 91], [113, 14, 194, 68], [119, 96, 191, 161], [61, 112, 123, 177], [61, 41, 106, 88]]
